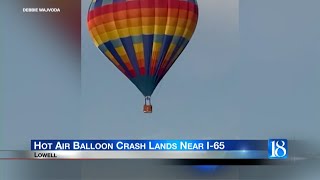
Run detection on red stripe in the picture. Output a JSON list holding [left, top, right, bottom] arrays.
[[158, 67, 167, 77], [129, 69, 137, 77], [88, 0, 198, 21], [139, 67, 146, 76], [117, 66, 132, 79]]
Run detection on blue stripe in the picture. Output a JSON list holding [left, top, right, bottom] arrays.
[[94, 0, 103, 8], [143, 35, 154, 75], [106, 34, 188, 49], [155, 38, 189, 84], [113, 0, 126, 3], [101, 42, 133, 77], [154, 35, 173, 76], [121, 37, 141, 76], [165, 37, 187, 70]]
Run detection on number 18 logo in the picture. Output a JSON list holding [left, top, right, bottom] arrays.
[[268, 139, 288, 159]]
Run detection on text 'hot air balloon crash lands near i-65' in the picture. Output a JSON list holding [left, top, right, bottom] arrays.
[[87, 0, 199, 113]]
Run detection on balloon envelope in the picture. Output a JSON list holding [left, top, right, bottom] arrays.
[[87, 0, 199, 96]]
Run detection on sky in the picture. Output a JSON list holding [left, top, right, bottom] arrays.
[[80, 0, 242, 139], [81, 0, 319, 141], [0, 0, 319, 179]]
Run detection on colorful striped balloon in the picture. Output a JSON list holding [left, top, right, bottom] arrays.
[[87, 0, 199, 112]]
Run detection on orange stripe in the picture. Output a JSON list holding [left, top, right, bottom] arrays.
[[88, 8, 197, 26], [88, 16, 197, 31]]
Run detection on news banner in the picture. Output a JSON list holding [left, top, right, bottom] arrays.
[[0, 139, 288, 164]]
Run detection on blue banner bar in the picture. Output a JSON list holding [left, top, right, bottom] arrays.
[[31, 140, 267, 151]]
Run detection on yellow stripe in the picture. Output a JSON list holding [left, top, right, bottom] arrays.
[[90, 28, 103, 46], [173, 26, 186, 37], [97, 33, 109, 44], [133, 43, 144, 54], [106, 30, 120, 39], [117, 28, 131, 37], [104, 21, 131, 65], [186, 29, 196, 39], [90, 25, 192, 42], [183, 13, 198, 40], [89, 16, 196, 36], [119, 55, 131, 66], [89, 31, 99, 47], [151, 42, 162, 70], [115, 46, 128, 57], [113, 46, 132, 66], [89, 17, 193, 28], [90, 25, 196, 48], [154, 26, 166, 34], [89, 17, 195, 32], [142, 26, 155, 34], [162, 44, 177, 65], [105, 51, 121, 67], [135, 52, 144, 60], [152, 43, 162, 53], [132, 43, 144, 67], [114, 21, 130, 37]]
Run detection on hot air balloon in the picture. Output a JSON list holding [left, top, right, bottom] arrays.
[[87, 0, 199, 113]]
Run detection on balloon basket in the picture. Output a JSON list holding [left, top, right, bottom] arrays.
[[143, 105, 152, 113], [143, 96, 152, 113]]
